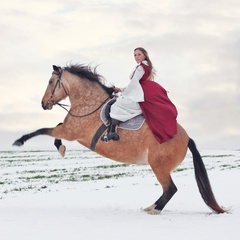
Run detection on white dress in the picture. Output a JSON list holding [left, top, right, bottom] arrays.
[[110, 62, 146, 122]]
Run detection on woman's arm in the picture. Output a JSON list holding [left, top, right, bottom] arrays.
[[122, 65, 145, 102]]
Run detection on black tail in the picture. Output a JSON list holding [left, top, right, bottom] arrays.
[[188, 138, 225, 213]]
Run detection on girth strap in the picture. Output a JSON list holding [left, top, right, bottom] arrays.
[[90, 123, 108, 151]]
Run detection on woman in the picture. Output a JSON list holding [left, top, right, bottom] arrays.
[[102, 47, 178, 144]]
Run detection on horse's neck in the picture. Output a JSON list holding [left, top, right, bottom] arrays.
[[67, 79, 108, 109], [66, 80, 107, 147]]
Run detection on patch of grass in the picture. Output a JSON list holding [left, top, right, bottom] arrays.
[[220, 164, 231, 168], [202, 154, 234, 158], [77, 172, 132, 182], [95, 164, 129, 169], [50, 168, 68, 172], [27, 175, 47, 180], [12, 185, 35, 192], [174, 167, 189, 172], [19, 174, 63, 181], [18, 170, 46, 174], [220, 164, 239, 170], [66, 175, 79, 182]]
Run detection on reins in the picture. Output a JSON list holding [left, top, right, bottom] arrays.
[[56, 96, 110, 118], [51, 69, 111, 118]]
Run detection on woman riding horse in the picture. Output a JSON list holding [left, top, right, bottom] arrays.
[[102, 47, 178, 144], [13, 62, 225, 214]]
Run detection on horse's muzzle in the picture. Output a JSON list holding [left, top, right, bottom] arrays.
[[42, 101, 53, 110]]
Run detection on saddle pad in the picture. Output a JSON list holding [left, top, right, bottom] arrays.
[[100, 101, 145, 131]]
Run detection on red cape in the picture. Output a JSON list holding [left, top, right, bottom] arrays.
[[139, 64, 178, 143]]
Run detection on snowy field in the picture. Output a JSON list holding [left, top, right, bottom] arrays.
[[0, 148, 239, 240]]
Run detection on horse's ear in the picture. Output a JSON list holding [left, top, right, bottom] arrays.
[[53, 65, 61, 72]]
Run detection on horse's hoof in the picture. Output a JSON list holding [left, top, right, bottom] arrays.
[[143, 204, 161, 215], [58, 145, 66, 157], [141, 204, 161, 215], [12, 139, 24, 146], [143, 204, 156, 212], [147, 209, 161, 215]]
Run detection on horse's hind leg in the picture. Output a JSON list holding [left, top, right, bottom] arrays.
[[144, 173, 177, 215]]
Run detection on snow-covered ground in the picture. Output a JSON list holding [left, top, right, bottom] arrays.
[[0, 149, 239, 240]]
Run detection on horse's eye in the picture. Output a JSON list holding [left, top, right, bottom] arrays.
[[49, 79, 53, 85]]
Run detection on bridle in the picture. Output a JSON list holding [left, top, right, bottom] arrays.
[[50, 69, 68, 99], [49, 69, 110, 118]]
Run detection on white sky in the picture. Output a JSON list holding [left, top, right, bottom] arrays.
[[1, 0, 240, 150]]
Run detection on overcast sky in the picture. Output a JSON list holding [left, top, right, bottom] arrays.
[[1, 0, 240, 151]]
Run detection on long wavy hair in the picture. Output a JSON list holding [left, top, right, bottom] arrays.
[[134, 47, 155, 80]]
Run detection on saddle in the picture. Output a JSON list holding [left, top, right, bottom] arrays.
[[90, 98, 145, 151], [100, 98, 145, 130]]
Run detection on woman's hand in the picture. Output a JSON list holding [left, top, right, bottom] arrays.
[[114, 87, 121, 93]]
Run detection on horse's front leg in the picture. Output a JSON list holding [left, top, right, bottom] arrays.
[[13, 123, 66, 147], [53, 123, 66, 157], [54, 138, 66, 157], [13, 128, 53, 146]]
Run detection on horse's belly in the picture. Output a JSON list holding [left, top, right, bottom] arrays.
[[109, 150, 148, 165], [132, 152, 148, 165], [135, 159, 148, 165]]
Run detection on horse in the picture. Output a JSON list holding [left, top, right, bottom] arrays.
[[13, 64, 225, 214]]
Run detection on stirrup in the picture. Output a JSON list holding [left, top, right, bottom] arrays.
[[101, 134, 109, 143], [101, 132, 119, 143]]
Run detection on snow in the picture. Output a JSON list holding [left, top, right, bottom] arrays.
[[0, 149, 239, 240]]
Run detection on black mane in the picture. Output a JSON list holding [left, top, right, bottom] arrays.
[[64, 64, 114, 96]]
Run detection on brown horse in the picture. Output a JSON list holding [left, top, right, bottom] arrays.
[[13, 64, 225, 214]]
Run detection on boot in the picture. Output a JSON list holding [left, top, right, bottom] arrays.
[[101, 119, 120, 142]]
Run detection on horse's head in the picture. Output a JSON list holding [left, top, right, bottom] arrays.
[[41, 65, 68, 110]]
